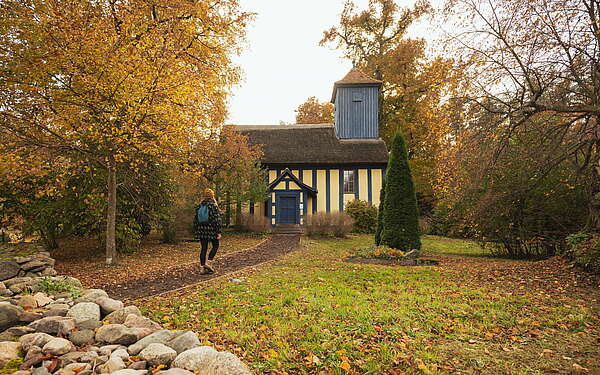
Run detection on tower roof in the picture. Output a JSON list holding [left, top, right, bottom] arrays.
[[331, 67, 382, 102]]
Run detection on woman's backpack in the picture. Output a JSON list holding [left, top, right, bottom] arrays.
[[196, 204, 209, 223]]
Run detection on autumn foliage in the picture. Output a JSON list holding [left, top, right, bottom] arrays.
[[295, 96, 335, 124]]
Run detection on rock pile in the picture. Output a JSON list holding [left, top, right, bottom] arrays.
[[0, 254, 253, 375], [0, 251, 57, 294]]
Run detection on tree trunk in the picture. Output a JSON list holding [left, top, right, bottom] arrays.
[[225, 192, 231, 227], [106, 156, 117, 265], [235, 198, 242, 228], [590, 158, 600, 233]]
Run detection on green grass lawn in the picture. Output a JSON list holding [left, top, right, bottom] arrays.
[[141, 235, 600, 375]]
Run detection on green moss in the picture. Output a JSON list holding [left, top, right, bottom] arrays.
[[0, 356, 24, 374]]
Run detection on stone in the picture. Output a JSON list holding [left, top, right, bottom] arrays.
[[64, 362, 91, 372], [99, 344, 125, 356], [95, 297, 123, 316], [127, 360, 147, 370], [42, 307, 68, 317], [0, 302, 24, 331], [78, 351, 99, 363], [19, 333, 53, 351], [132, 327, 154, 340], [13, 256, 33, 264], [17, 295, 38, 309], [104, 306, 142, 324], [155, 369, 195, 375], [19, 311, 44, 323], [403, 249, 420, 259], [12, 371, 31, 375], [9, 283, 29, 294], [21, 259, 52, 272], [0, 341, 22, 366], [0, 261, 20, 281], [139, 343, 177, 367], [28, 316, 76, 335], [52, 276, 82, 290], [230, 279, 244, 284], [110, 348, 130, 361], [124, 314, 161, 331], [43, 337, 74, 356], [0, 331, 16, 341], [127, 330, 178, 355], [96, 324, 138, 345], [172, 347, 252, 375], [40, 268, 57, 277], [98, 357, 126, 373], [20, 353, 44, 370], [31, 367, 51, 375], [24, 345, 42, 361], [75, 289, 107, 303], [5, 326, 35, 336], [58, 351, 87, 366], [111, 370, 148, 375], [75, 319, 101, 330], [33, 293, 53, 307], [66, 302, 100, 322], [166, 331, 200, 354], [68, 329, 95, 346]]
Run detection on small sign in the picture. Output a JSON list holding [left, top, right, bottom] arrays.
[[299, 203, 304, 210]]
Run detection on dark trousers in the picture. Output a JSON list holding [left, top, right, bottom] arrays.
[[199, 239, 219, 266]]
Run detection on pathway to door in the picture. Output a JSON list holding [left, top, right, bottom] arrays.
[[102, 234, 300, 301]]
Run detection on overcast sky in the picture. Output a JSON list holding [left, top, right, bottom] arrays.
[[227, 0, 438, 125]]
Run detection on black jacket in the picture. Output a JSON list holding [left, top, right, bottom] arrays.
[[193, 200, 222, 240]]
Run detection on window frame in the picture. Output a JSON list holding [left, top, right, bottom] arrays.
[[343, 170, 355, 193]]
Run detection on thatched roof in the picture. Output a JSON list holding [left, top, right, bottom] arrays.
[[233, 124, 388, 167]]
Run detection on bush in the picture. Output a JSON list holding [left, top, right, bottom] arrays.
[[240, 214, 272, 234], [563, 231, 600, 273], [381, 132, 421, 251], [304, 212, 353, 238], [351, 245, 405, 259], [345, 200, 378, 233]]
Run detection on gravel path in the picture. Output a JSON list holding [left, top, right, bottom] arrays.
[[102, 234, 300, 301]]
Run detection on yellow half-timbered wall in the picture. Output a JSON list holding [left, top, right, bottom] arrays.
[[246, 167, 386, 225]]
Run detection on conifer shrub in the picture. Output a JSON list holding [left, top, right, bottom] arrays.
[[345, 199, 378, 233], [380, 132, 421, 251]]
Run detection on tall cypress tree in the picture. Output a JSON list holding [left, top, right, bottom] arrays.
[[374, 181, 386, 245], [381, 132, 421, 251]]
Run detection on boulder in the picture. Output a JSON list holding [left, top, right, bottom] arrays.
[[0, 341, 22, 367], [75, 319, 101, 330], [19, 311, 44, 323], [12, 371, 32, 375], [95, 297, 123, 316], [31, 367, 51, 375], [139, 343, 177, 367], [24, 345, 42, 361], [110, 348, 130, 361], [33, 293, 54, 307], [75, 289, 107, 303], [95, 324, 139, 345], [64, 362, 91, 372], [28, 316, 76, 335], [98, 356, 126, 373], [20, 352, 44, 369], [124, 314, 161, 330], [99, 344, 125, 356], [17, 295, 38, 309], [0, 302, 24, 331], [19, 332, 53, 351], [59, 351, 87, 366], [4, 326, 35, 336], [131, 327, 154, 340], [0, 261, 20, 281], [155, 369, 195, 375], [42, 307, 69, 317], [127, 330, 178, 355], [21, 259, 52, 272], [104, 306, 142, 324], [127, 360, 147, 370], [66, 302, 101, 322], [68, 329, 95, 346], [41, 268, 57, 277], [403, 249, 420, 259], [42, 337, 74, 356], [13, 256, 33, 264], [172, 346, 252, 375], [78, 351, 99, 363], [167, 331, 200, 354], [110, 370, 148, 375]]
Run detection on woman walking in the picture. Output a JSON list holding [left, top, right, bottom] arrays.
[[193, 188, 222, 274]]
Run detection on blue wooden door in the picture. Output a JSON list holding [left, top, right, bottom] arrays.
[[279, 196, 298, 224]]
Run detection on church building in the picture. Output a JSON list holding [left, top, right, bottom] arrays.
[[236, 68, 389, 227]]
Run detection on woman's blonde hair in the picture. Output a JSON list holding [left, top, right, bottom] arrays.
[[200, 188, 216, 203]]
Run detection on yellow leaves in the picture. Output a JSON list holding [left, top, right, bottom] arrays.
[[339, 360, 351, 371], [304, 353, 321, 366]]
